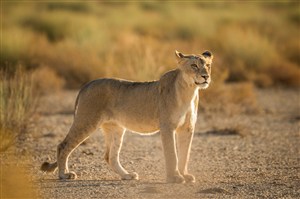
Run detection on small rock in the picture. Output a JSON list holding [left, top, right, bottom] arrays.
[[82, 150, 94, 156]]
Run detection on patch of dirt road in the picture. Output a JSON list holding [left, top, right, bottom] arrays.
[[2, 88, 299, 199]]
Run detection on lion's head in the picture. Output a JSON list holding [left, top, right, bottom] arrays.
[[175, 50, 213, 89]]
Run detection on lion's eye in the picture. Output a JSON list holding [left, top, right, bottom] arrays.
[[191, 64, 198, 69]]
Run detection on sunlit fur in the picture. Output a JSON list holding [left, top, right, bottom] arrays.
[[41, 50, 213, 183]]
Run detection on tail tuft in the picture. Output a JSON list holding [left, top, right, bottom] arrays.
[[41, 162, 58, 173]]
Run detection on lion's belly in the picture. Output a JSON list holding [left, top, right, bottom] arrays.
[[120, 118, 159, 134], [114, 109, 160, 134]]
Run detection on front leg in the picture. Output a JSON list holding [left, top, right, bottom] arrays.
[[176, 115, 196, 183], [160, 126, 185, 183]]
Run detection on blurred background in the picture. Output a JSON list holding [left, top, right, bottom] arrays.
[[0, 1, 299, 150], [2, 1, 299, 88]]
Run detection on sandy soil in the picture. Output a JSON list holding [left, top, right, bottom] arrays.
[[2, 87, 299, 199]]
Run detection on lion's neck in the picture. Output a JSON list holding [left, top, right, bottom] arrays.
[[175, 70, 199, 104]]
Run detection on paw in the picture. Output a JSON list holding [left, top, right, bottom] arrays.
[[121, 172, 139, 180], [183, 174, 195, 183], [167, 174, 185, 184], [59, 171, 77, 180]]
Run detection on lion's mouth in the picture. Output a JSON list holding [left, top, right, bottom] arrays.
[[195, 81, 208, 86]]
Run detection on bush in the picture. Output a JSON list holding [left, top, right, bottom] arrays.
[[45, 2, 92, 13], [32, 66, 65, 94], [268, 62, 300, 87], [213, 26, 300, 87], [0, 27, 36, 69], [199, 82, 259, 114], [21, 14, 72, 42], [2, 2, 299, 89], [0, 68, 37, 151], [214, 27, 278, 77]]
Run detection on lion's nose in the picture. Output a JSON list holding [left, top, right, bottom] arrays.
[[201, 75, 209, 80]]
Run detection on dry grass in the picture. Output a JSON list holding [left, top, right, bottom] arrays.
[[199, 82, 259, 114], [0, 69, 37, 151], [32, 66, 65, 94], [267, 62, 300, 87], [1, 166, 37, 198], [0, 155, 38, 199], [2, 2, 299, 89]]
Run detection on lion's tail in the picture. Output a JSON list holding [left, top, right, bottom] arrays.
[[41, 161, 58, 173]]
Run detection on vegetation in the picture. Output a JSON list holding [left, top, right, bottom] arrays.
[[2, 2, 299, 88], [0, 69, 37, 151]]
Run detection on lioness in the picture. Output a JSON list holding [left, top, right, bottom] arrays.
[[41, 50, 213, 183]]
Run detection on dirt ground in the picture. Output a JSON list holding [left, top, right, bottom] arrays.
[[1, 87, 299, 199]]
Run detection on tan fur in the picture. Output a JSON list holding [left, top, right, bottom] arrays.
[[41, 50, 213, 183]]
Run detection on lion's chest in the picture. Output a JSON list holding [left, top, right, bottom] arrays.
[[172, 91, 199, 128]]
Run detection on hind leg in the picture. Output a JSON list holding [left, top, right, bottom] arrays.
[[57, 119, 98, 180], [101, 123, 138, 180], [102, 128, 112, 164]]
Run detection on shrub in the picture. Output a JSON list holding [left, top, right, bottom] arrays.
[[31, 66, 65, 94], [268, 62, 300, 87], [23, 34, 106, 88], [279, 38, 300, 66], [2, 2, 299, 89], [21, 14, 72, 42], [199, 82, 259, 114], [0, 68, 37, 151], [103, 36, 172, 81], [0, 27, 36, 69], [214, 27, 278, 77], [45, 2, 92, 13]]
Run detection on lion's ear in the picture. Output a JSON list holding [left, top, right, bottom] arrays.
[[202, 50, 213, 59], [175, 50, 185, 59]]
